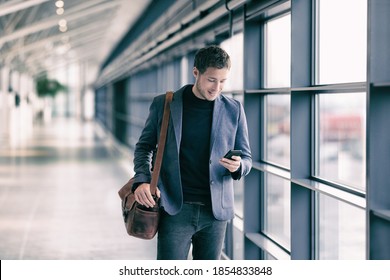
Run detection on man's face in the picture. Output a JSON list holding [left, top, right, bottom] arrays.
[[192, 67, 229, 101]]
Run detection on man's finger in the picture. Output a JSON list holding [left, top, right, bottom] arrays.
[[156, 187, 161, 198]]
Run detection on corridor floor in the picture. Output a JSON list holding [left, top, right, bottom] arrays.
[[0, 117, 156, 260]]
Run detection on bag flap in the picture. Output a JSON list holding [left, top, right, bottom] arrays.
[[124, 192, 137, 210], [118, 177, 135, 200]]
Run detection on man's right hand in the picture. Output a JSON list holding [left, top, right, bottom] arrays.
[[134, 183, 160, 208]]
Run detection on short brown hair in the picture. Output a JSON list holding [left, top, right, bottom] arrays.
[[193, 45, 231, 74]]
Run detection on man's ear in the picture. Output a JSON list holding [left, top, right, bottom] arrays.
[[192, 67, 199, 78]]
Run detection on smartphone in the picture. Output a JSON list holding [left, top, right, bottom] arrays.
[[223, 149, 242, 159]]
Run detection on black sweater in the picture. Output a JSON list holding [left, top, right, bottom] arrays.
[[180, 85, 214, 205]]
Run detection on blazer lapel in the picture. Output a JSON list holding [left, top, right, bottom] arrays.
[[210, 96, 223, 152], [170, 90, 183, 153]]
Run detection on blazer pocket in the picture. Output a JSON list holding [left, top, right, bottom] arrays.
[[222, 175, 234, 209]]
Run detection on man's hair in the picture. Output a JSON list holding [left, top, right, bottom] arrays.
[[193, 45, 231, 74]]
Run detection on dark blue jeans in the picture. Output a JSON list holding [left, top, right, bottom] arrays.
[[157, 203, 228, 260]]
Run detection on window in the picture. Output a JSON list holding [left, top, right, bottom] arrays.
[[263, 13, 291, 169], [264, 14, 291, 88], [317, 194, 366, 259], [316, 93, 366, 191], [263, 173, 291, 250], [262, 12, 291, 253], [242, 0, 371, 260], [265, 94, 290, 168], [220, 33, 245, 218], [219, 32, 245, 260], [317, 0, 367, 84], [221, 32, 244, 92], [313, 0, 367, 261]]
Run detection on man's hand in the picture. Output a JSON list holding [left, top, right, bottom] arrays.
[[134, 183, 161, 208], [219, 155, 241, 173]]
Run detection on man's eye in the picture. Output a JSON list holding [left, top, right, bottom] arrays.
[[208, 79, 215, 82]]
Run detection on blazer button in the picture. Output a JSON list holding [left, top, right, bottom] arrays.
[[210, 180, 214, 185]]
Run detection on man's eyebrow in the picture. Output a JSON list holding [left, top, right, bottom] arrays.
[[207, 77, 227, 81]]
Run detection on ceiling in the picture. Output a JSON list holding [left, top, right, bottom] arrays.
[[0, 0, 151, 84]]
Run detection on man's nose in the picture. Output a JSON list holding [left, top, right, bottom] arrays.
[[213, 81, 222, 90]]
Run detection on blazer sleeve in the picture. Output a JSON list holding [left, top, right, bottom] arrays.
[[132, 95, 163, 187]]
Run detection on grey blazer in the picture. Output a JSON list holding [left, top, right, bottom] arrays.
[[133, 85, 252, 221]]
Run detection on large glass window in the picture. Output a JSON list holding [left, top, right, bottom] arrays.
[[265, 94, 290, 168], [264, 14, 291, 88], [264, 13, 291, 169], [220, 33, 245, 259], [243, 0, 370, 261], [220, 34, 245, 218], [316, 92, 366, 191], [314, 0, 367, 262], [263, 173, 291, 250], [220, 32, 243, 91], [317, 0, 367, 84], [317, 194, 366, 259], [262, 12, 291, 254]]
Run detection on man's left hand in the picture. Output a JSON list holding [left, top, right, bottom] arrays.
[[219, 156, 241, 173]]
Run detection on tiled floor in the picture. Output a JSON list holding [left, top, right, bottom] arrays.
[[0, 117, 156, 260]]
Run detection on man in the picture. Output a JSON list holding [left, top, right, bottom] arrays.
[[132, 45, 252, 260]]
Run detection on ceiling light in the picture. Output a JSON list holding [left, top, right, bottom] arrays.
[[59, 25, 68, 32], [55, 1, 64, 8], [56, 8, 64, 15], [58, 19, 67, 27]]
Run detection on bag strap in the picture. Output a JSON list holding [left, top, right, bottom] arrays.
[[150, 91, 173, 196]]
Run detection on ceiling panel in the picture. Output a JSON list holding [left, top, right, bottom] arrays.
[[0, 0, 151, 84]]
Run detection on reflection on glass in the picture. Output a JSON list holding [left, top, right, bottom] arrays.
[[317, 93, 366, 191], [264, 14, 291, 88], [263, 173, 291, 250], [318, 194, 365, 259], [317, 0, 367, 84], [265, 94, 290, 168], [221, 33, 243, 91]]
